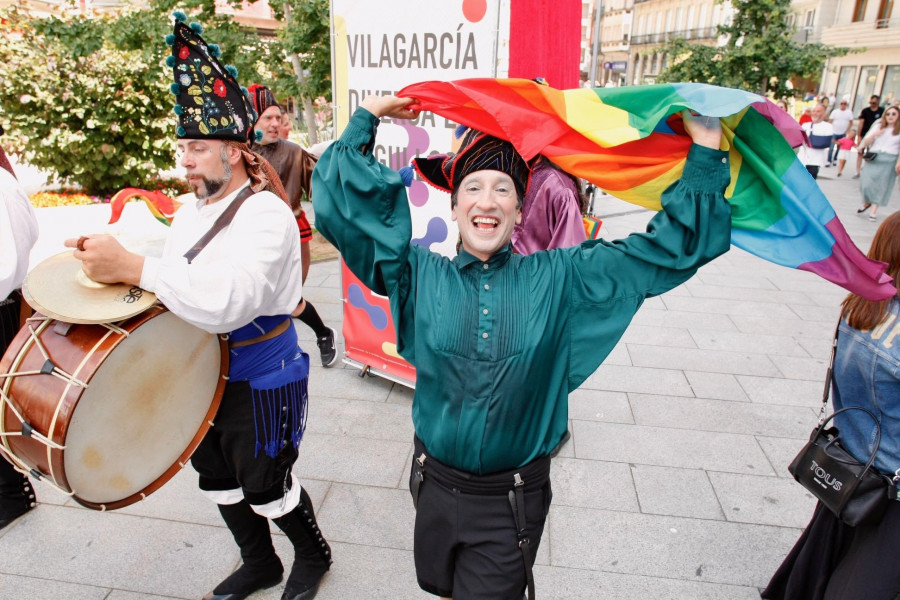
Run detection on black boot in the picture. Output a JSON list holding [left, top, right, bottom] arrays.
[[0, 459, 36, 531], [204, 500, 284, 600], [272, 487, 332, 600]]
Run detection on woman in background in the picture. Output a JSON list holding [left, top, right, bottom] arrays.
[[762, 212, 900, 600], [856, 106, 900, 222]]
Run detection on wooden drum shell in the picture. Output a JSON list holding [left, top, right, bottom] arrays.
[[0, 306, 227, 510]]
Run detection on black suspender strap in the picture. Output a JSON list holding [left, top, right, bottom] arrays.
[[509, 472, 536, 600], [183, 186, 255, 264], [411, 452, 426, 509]]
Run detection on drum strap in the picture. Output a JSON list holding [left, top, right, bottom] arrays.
[[183, 186, 255, 264]]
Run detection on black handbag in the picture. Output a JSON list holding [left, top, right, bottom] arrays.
[[860, 147, 877, 161], [787, 326, 899, 527]]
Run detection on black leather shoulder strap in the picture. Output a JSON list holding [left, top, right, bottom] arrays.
[[183, 186, 255, 264]]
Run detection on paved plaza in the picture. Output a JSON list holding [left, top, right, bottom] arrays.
[[1, 166, 898, 599]]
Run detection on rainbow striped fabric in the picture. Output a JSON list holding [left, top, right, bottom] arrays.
[[399, 79, 896, 301], [108, 188, 181, 226]]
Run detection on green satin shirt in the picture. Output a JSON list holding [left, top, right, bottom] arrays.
[[313, 108, 732, 474]]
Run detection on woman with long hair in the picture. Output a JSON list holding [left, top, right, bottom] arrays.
[[762, 212, 900, 599], [856, 106, 900, 221]]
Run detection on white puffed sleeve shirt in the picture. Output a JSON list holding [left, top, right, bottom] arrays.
[[140, 181, 304, 334], [0, 169, 39, 300]]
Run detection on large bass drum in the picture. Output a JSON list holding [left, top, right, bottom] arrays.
[[0, 306, 227, 510]]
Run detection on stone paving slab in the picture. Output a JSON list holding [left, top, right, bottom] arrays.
[[572, 421, 775, 475], [771, 354, 830, 381], [730, 314, 836, 338], [302, 542, 423, 600], [307, 397, 415, 442], [688, 329, 811, 357], [549, 505, 800, 588], [317, 483, 415, 551], [567, 389, 634, 423], [631, 464, 724, 520], [737, 374, 826, 406], [581, 364, 694, 396], [0, 506, 233, 598], [292, 433, 411, 489], [631, 307, 740, 332], [306, 362, 394, 402], [683, 371, 749, 401], [684, 280, 815, 304], [549, 457, 639, 512], [708, 471, 817, 528], [694, 271, 781, 290], [661, 295, 801, 319], [0, 576, 111, 600], [628, 394, 815, 438], [619, 323, 698, 348], [532, 565, 763, 600], [627, 343, 782, 377], [756, 435, 814, 480]]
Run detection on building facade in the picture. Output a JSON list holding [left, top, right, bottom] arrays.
[[627, 0, 732, 86], [819, 0, 899, 112]]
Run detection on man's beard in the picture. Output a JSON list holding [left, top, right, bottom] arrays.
[[190, 175, 229, 199], [188, 148, 233, 200]]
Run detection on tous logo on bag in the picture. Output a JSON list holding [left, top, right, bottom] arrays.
[[810, 459, 843, 491]]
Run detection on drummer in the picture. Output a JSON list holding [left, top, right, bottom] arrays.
[[64, 15, 331, 600], [0, 128, 40, 531]]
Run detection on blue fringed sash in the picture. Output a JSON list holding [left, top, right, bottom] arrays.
[[229, 316, 310, 458]]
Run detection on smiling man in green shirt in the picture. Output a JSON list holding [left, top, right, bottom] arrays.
[[313, 94, 731, 600]]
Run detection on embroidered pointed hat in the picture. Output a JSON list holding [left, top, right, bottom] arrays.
[[412, 127, 531, 198], [165, 12, 259, 142]]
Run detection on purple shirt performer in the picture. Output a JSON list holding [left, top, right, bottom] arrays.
[[512, 157, 587, 255]]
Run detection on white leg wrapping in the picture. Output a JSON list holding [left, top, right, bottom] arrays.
[[249, 473, 302, 519], [201, 487, 244, 505]]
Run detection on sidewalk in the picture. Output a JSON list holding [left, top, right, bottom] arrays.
[[0, 168, 897, 599]]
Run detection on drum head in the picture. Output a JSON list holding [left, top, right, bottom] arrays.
[[23, 251, 157, 324], [63, 311, 221, 504]]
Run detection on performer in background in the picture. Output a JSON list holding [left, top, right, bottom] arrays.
[[249, 84, 338, 368], [512, 155, 587, 255], [313, 94, 730, 600], [64, 17, 331, 600], [0, 126, 40, 531]]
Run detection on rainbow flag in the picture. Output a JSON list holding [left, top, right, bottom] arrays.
[[398, 79, 896, 302], [108, 188, 181, 226]]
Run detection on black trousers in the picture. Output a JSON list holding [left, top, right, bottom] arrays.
[[1, 294, 32, 513], [763, 500, 900, 600], [191, 380, 299, 506], [409, 437, 552, 600]]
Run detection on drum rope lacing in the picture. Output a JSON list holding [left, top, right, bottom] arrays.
[[0, 316, 129, 497]]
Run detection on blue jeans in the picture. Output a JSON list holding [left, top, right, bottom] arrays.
[[828, 133, 846, 164]]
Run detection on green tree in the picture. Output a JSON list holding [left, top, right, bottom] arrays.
[[657, 0, 849, 99], [0, 1, 279, 196], [270, 0, 332, 144], [0, 7, 176, 196]]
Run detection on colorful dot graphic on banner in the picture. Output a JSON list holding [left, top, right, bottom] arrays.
[[391, 120, 432, 207], [348, 283, 389, 330], [381, 342, 402, 359], [411, 217, 449, 249], [408, 179, 429, 207], [462, 0, 487, 22]]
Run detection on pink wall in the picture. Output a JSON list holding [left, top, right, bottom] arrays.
[[508, 0, 582, 90]]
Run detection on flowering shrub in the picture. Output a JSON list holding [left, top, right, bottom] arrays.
[[29, 192, 97, 208]]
